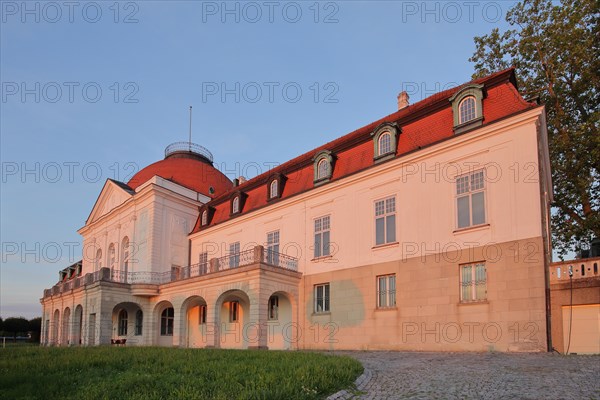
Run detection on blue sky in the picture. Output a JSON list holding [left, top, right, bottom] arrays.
[[1, 0, 519, 318]]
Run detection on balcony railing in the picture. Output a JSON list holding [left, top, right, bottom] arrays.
[[164, 142, 214, 162], [550, 257, 600, 284], [43, 246, 299, 298]]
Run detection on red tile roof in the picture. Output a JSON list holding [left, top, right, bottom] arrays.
[[128, 157, 233, 198], [191, 68, 536, 233]]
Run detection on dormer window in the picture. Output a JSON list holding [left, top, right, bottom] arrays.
[[459, 96, 476, 124], [232, 197, 240, 213], [270, 180, 278, 199], [371, 122, 400, 162], [199, 206, 216, 227], [450, 84, 485, 134], [313, 150, 334, 185], [317, 159, 329, 179], [201, 210, 208, 226]]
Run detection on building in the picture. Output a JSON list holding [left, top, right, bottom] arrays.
[[40, 68, 557, 352]]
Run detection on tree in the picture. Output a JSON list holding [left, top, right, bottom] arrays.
[[29, 317, 42, 343], [2, 317, 30, 339], [469, 0, 599, 257]]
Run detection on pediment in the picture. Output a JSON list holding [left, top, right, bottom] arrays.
[[85, 179, 134, 225]]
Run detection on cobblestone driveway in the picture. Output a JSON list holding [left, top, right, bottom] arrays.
[[331, 351, 600, 400]]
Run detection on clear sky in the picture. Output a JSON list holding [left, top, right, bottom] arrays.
[[1, 0, 519, 318]]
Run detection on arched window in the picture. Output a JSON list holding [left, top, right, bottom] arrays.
[[135, 310, 143, 336], [378, 132, 392, 156], [118, 310, 128, 336], [270, 180, 278, 199], [108, 243, 116, 270], [160, 307, 174, 336], [95, 249, 102, 271], [201, 210, 208, 226], [459, 96, 476, 124], [232, 197, 240, 214], [317, 159, 329, 180], [121, 237, 129, 273]]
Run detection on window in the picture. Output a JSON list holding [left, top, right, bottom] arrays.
[[108, 243, 116, 270], [198, 304, 207, 325], [229, 242, 240, 268], [266, 231, 280, 265], [199, 252, 208, 275], [317, 159, 329, 180], [229, 301, 239, 322], [449, 84, 484, 134], [459, 96, 476, 124], [460, 262, 487, 302], [375, 196, 396, 245], [313, 150, 334, 184], [270, 180, 278, 199], [378, 132, 392, 156], [314, 216, 331, 258], [268, 296, 279, 320], [201, 210, 208, 226], [121, 237, 129, 273], [232, 197, 240, 213], [118, 309, 128, 336], [134, 310, 143, 336], [377, 275, 396, 308], [314, 283, 330, 313], [160, 307, 174, 336], [95, 249, 102, 271], [456, 170, 486, 229]]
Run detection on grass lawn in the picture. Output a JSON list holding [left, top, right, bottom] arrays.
[[0, 347, 363, 399]]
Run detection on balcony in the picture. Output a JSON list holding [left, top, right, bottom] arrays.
[[550, 257, 600, 284], [42, 246, 299, 299]]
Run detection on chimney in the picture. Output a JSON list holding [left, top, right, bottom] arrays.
[[397, 91, 410, 110]]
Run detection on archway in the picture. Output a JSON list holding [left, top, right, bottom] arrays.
[[181, 296, 208, 348], [111, 302, 143, 345], [266, 291, 295, 350], [215, 289, 251, 349], [52, 309, 60, 346], [73, 305, 83, 345], [154, 301, 175, 347], [62, 307, 71, 345]]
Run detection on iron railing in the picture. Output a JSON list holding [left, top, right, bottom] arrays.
[[43, 246, 299, 298], [164, 142, 214, 162]]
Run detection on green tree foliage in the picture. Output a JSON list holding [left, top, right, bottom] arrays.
[[28, 317, 42, 343], [2, 317, 30, 339], [470, 0, 599, 256]]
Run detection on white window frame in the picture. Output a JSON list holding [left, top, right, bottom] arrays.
[[199, 251, 208, 274], [232, 197, 240, 213], [455, 169, 486, 229], [201, 210, 208, 226], [317, 158, 329, 180], [266, 230, 280, 265], [134, 309, 143, 336], [160, 307, 174, 336], [377, 274, 396, 308], [314, 215, 331, 258], [314, 283, 330, 313], [117, 309, 128, 336], [460, 262, 487, 302], [268, 296, 279, 320], [374, 196, 397, 246], [459, 96, 477, 124], [229, 242, 240, 268], [198, 304, 207, 325], [270, 180, 278, 199], [229, 301, 239, 323], [95, 249, 102, 271], [377, 132, 392, 156]]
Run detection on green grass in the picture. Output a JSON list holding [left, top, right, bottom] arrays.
[[0, 347, 363, 400]]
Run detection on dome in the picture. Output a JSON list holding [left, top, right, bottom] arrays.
[[127, 143, 233, 197]]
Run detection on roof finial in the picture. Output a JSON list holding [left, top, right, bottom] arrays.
[[188, 105, 193, 151]]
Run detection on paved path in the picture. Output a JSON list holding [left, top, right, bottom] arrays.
[[330, 351, 600, 400]]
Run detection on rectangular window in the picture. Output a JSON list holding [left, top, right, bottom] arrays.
[[375, 196, 396, 245], [456, 170, 486, 229], [460, 262, 487, 302], [198, 304, 207, 325], [266, 230, 280, 265], [314, 215, 331, 258], [314, 283, 330, 313], [268, 296, 279, 320], [229, 242, 240, 268], [199, 252, 208, 275], [229, 301, 239, 322], [377, 274, 396, 308]]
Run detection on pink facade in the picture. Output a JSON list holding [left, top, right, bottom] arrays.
[[41, 69, 555, 352]]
